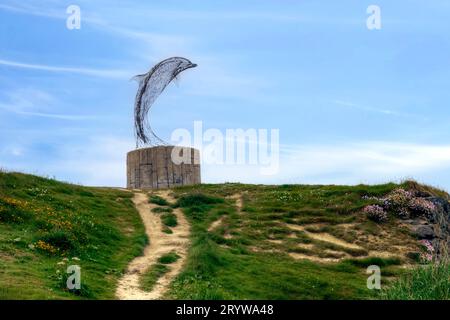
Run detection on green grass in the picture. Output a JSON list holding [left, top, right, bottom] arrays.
[[163, 182, 446, 299], [176, 193, 224, 207], [344, 257, 402, 268], [140, 264, 169, 292], [158, 252, 180, 264], [161, 213, 178, 227], [2, 172, 447, 300], [0, 171, 147, 299], [151, 207, 173, 214], [168, 235, 374, 299], [381, 260, 450, 300], [139, 250, 180, 292], [167, 189, 367, 299], [162, 226, 173, 234], [149, 195, 169, 206]]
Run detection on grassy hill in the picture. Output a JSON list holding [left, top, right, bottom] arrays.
[[0, 171, 448, 299], [165, 183, 425, 299], [0, 171, 146, 299]]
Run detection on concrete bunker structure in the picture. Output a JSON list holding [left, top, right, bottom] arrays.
[[127, 146, 201, 189]]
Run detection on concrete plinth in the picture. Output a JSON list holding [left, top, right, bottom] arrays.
[[127, 146, 201, 189]]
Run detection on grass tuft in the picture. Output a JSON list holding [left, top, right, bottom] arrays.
[[176, 194, 224, 207], [158, 252, 180, 264], [140, 264, 170, 292], [149, 195, 169, 206], [381, 260, 450, 300], [152, 207, 173, 214], [161, 213, 178, 227]]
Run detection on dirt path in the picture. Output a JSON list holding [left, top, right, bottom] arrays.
[[207, 193, 243, 232], [229, 193, 243, 213], [286, 223, 363, 250], [115, 191, 190, 300]]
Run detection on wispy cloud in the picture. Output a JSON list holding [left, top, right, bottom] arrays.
[[0, 2, 303, 23], [0, 2, 194, 73], [331, 100, 432, 122], [0, 136, 133, 186], [0, 106, 95, 120], [202, 142, 450, 190], [0, 102, 95, 121], [48, 136, 133, 186], [331, 100, 419, 118], [0, 88, 95, 121], [0, 58, 131, 79], [110, 8, 305, 22], [2, 134, 450, 190], [0, 3, 64, 19], [0, 2, 106, 24], [281, 142, 450, 177]]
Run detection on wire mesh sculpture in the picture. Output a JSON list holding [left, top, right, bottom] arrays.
[[133, 57, 197, 148]]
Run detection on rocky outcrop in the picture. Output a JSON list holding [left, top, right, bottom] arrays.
[[405, 196, 449, 260]]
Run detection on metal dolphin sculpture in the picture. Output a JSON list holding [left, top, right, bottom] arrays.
[[133, 57, 197, 147]]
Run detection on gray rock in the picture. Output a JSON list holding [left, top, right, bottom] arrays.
[[413, 225, 436, 239]]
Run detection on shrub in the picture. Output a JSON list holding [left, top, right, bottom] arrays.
[[161, 213, 178, 227], [176, 194, 224, 207], [381, 188, 438, 220], [395, 208, 410, 219], [363, 205, 388, 223], [158, 252, 180, 264], [149, 195, 169, 206], [39, 230, 75, 252], [383, 189, 414, 219], [408, 198, 436, 218], [175, 194, 224, 222], [35, 240, 59, 254], [419, 240, 435, 263], [0, 196, 31, 223]]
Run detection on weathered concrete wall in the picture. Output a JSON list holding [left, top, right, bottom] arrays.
[[127, 146, 201, 189]]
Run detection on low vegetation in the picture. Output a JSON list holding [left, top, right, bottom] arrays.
[[149, 195, 169, 206], [381, 260, 450, 300], [151, 207, 173, 214], [161, 213, 178, 228], [140, 252, 181, 292], [166, 182, 448, 299], [0, 172, 146, 299], [140, 264, 169, 292], [1, 171, 448, 300], [158, 252, 180, 264]]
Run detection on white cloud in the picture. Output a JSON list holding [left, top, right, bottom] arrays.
[[0, 2, 303, 23], [202, 142, 450, 189], [0, 136, 132, 186], [331, 100, 420, 118], [0, 107, 95, 120], [0, 88, 95, 120], [2, 138, 449, 190], [7, 88, 56, 111], [0, 58, 131, 79], [281, 142, 450, 176], [1, 145, 24, 157], [48, 136, 134, 186], [0, 2, 193, 62]]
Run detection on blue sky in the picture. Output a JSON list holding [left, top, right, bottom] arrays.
[[0, 0, 449, 190]]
